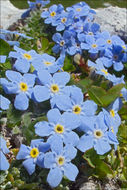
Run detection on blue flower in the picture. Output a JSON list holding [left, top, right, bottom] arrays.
[[120, 88, 127, 101], [52, 11, 74, 31], [66, 3, 90, 18], [0, 137, 10, 170], [44, 137, 78, 187], [77, 112, 117, 155], [0, 95, 10, 111], [33, 70, 70, 107], [35, 108, 80, 146], [67, 38, 82, 55], [54, 86, 97, 125], [16, 139, 50, 175], [32, 53, 63, 73], [9, 46, 40, 73], [22, 0, 50, 18], [101, 45, 124, 71], [81, 35, 105, 54], [41, 4, 64, 24], [88, 58, 114, 80], [78, 22, 100, 42], [1, 70, 36, 110], [105, 98, 122, 127], [0, 55, 6, 63], [52, 30, 72, 56]]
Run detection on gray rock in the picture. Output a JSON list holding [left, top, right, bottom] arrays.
[[0, 0, 25, 29], [79, 180, 97, 190], [94, 6, 127, 41]]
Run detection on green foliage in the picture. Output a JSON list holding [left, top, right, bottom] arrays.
[[88, 84, 124, 107], [0, 39, 11, 56]]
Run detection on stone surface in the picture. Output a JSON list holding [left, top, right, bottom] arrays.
[[0, 0, 25, 29], [79, 180, 97, 190], [1, 1, 127, 41], [94, 6, 127, 41]]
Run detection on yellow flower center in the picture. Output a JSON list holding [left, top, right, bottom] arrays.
[[110, 109, 115, 117], [60, 40, 65, 46], [54, 124, 64, 134], [111, 126, 114, 133], [50, 84, 59, 93], [57, 156, 65, 166], [101, 69, 108, 75], [23, 53, 32, 60], [122, 45, 126, 50], [94, 130, 103, 138], [20, 82, 28, 92], [30, 148, 39, 158], [76, 8, 81, 12], [88, 32, 93, 35], [92, 44, 97, 48], [61, 17, 67, 23], [44, 61, 52, 66], [73, 105, 81, 114], [107, 39, 112, 44], [15, 34, 19, 38], [50, 11, 56, 17], [120, 93, 123, 97]]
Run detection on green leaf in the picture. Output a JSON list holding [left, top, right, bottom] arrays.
[[63, 56, 75, 72], [88, 84, 124, 107], [7, 105, 22, 126], [88, 86, 106, 106], [83, 149, 113, 177], [0, 39, 11, 56]]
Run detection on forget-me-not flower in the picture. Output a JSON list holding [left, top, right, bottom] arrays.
[[33, 70, 70, 108], [9, 46, 40, 73], [1, 70, 36, 110], [16, 139, 50, 175], [34, 108, 80, 146], [44, 137, 78, 187]]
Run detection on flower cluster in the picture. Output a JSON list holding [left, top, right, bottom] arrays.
[[41, 2, 127, 72], [0, 1, 127, 189]]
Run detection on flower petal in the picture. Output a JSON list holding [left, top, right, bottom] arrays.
[[14, 93, 29, 110]]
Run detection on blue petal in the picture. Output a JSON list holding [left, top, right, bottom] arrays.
[[23, 158, 35, 175], [62, 112, 80, 130], [55, 95, 72, 111], [64, 163, 78, 181], [52, 33, 61, 43], [23, 73, 36, 87], [64, 145, 77, 160], [0, 137, 9, 154], [47, 108, 61, 124], [38, 142, 50, 153], [36, 153, 44, 168], [0, 95, 10, 110], [14, 59, 30, 73], [33, 85, 50, 102], [0, 151, 9, 170], [113, 61, 124, 71], [94, 139, 111, 155], [37, 70, 52, 85], [16, 144, 30, 160], [82, 100, 97, 116], [63, 131, 79, 146], [47, 167, 63, 188], [0, 55, 6, 63], [70, 86, 83, 104], [48, 135, 63, 155], [53, 72, 70, 85], [6, 70, 22, 83], [14, 93, 29, 110], [34, 121, 51, 137], [44, 152, 55, 169], [77, 135, 94, 152], [30, 139, 44, 147]]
